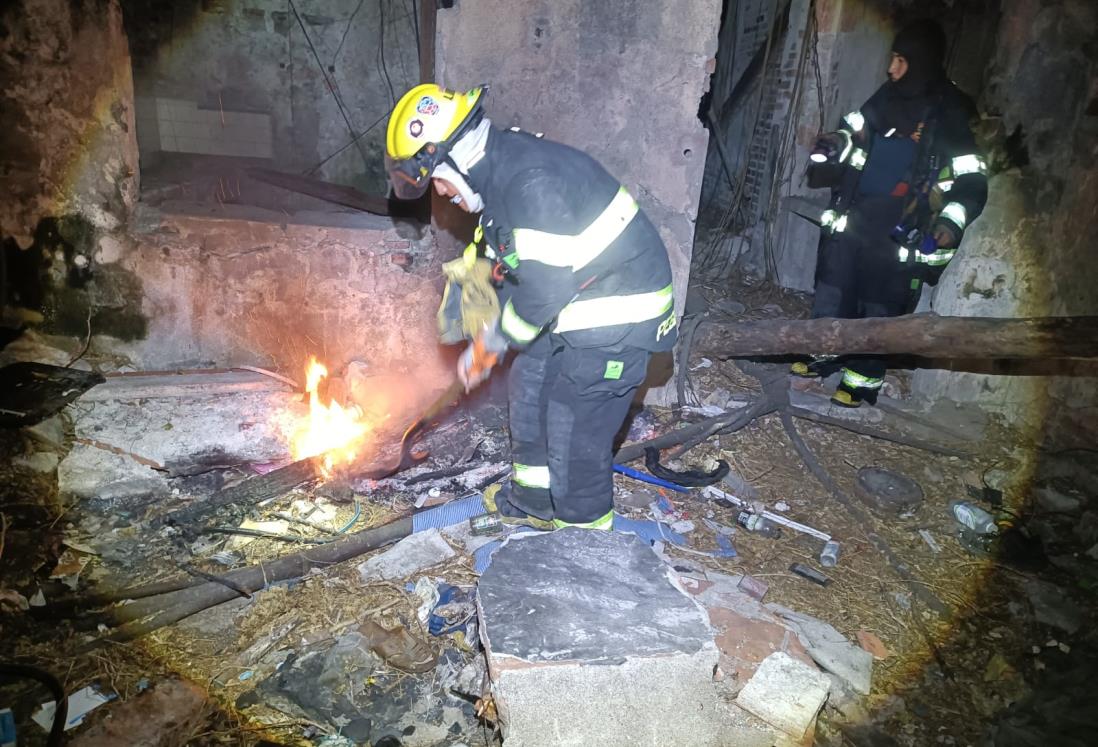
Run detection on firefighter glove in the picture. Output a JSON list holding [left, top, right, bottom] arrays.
[[457, 322, 507, 392]]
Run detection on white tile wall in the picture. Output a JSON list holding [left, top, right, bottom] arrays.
[[148, 97, 273, 159]]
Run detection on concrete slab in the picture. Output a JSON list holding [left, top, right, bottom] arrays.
[[478, 528, 725, 746], [357, 529, 456, 583], [736, 651, 830, 739], [768, 606, 874, 695]]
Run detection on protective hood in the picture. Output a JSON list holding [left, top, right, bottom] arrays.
[[891, 19, 947, 98], [433, 118, 491, 213]]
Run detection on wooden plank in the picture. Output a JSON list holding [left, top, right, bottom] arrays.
[[80, 371, 293, 402]]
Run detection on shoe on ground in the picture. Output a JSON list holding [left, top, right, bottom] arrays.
[[790, 361, 818, 378], [830, 388, 862, 408], [482, 483, 555, 530]]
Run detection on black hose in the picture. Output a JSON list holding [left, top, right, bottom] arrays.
[[0, 663, 67, 746], [644, 447, 730, 487]]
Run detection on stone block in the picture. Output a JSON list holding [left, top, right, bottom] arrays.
[[357, 529, 455, 583], [57, 442, 170, 505], [768, 606, 874, 695], [478, 528, 725, 746], [736, 651, 830, 739]]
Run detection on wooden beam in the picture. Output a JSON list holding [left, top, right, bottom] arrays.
[[698, 314, 1098, 360], [419, 0, 437, 83]]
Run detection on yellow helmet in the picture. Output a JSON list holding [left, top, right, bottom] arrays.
[[385, 83, 485, 199]]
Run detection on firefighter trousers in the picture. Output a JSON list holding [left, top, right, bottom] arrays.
[[811, 203, 916, 394], [507, 334, 649, 525]]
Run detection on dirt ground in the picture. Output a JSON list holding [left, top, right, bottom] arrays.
[[2, 275, 1096, 746]]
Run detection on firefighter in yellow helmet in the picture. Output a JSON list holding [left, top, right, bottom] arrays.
[[386, 83, 677, 530]]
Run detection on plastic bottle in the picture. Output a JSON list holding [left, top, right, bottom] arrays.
[[950, 501, 998, 535], [819, 540, 842, 567], [736, 511, 782, 538]]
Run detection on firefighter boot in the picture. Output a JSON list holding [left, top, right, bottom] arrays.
[[791, 355, 839, 379], [482, 482, 555, 530]]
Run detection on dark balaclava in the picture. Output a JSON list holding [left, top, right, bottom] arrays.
[[891, 19, 947, 98]]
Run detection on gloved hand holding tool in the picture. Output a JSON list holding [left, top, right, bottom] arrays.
[[458, 323, 507, 392]]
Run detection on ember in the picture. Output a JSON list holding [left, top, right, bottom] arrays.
[[290, 356, 372, 476]]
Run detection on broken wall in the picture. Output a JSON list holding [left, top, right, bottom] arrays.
[[912, 0, 1098, 442], [122, 0, 419, 192], [0, 0, 141, 341], [434, 0, 722, 345]]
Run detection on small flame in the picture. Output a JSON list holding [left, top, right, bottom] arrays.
[[291, 356, 371, 476]]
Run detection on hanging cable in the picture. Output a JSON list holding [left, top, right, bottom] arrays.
[[332, 0, 367, 68], [288, 0, 371, 168], [377, 0, 397, 106]]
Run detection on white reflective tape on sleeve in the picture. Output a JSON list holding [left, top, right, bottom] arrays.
[[500, 299, 541, 343], [952, 154, 987, 176], [553, 284, 674, 334], [849, 148, 868, 170], [832, 213, 848, 233], [837, 130, 853, 163], [940, 202, 968, 230], [937, 179, 954, 192], [898, 247, 910, 262], [820, 209, 836, 227], [512, 187, 639, 271], [843, 110, 866, 133]]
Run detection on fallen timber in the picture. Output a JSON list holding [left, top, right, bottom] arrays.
[[698, 313, 1098, 359]]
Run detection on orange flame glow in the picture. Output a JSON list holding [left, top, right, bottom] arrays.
[[291, 356, 371, 476]]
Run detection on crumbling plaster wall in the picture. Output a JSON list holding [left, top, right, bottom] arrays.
[[0, 0, 139, 243], [123, 0, 418, 191], [0, 0, 450, 394], [912, 0, 1098, 441], [104, 207, 449, 386], [435, 0, 722, 336]]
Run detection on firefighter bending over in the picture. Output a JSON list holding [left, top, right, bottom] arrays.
[[385, 84, 677, 529]]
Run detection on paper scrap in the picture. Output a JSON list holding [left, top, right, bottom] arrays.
[[32, 685, 115, 732]]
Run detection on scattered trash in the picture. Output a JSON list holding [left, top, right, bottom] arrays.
[[856, 467, 924, 515], [774, 501, 791, 512], [28, 589, 46, 607], [704, 487, 830, 541], [713, 534, 737, 558], [856, 630, 891, 659], [427, 583, 477, 636], [357, 528, 456, 583], [690, 357, 713, 370], [237, 670, 254, 681], [919, 529, 942, 554], [411, 577, 441, 625], [32, 684, 115, 732], [818, 540, 842, 567], [737, 575, 769, 601], [719, 468, 759, 501], [789, 563, 830, 586], [225, 519, 290, 549], [469, 513, 503, 536], [49, 548, 92, 590], [358, 620, 437, 673], [614, 463, 690, 493], [644, 447, 729, 487], [670, 519, 696, 534], [737, 511, 782, 538], [950, 500, 998, 535]]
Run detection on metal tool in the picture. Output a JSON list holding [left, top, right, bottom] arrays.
[[361, 336, 499, 480]]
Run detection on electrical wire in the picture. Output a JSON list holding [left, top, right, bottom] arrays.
[[287, 0, 370, 168], [332, 0, 367, 68], [303, 109, 390, 175], [377, 0, 397, 106]]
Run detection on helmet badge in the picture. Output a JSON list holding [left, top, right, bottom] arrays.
[[408, 119, 424, 138], [416, 96, 439, 116]]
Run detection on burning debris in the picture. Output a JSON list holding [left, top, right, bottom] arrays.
[[287, 356, 377, 477]]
